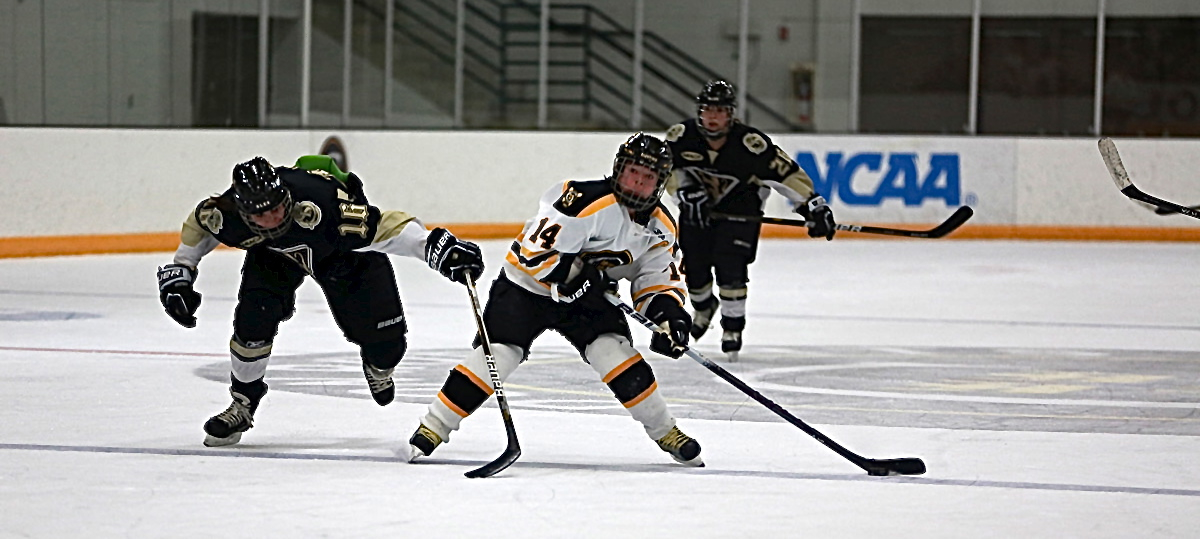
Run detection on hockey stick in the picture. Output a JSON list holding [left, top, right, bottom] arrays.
[[712, 206, 974, 239], [1099, 137, 1200, 220], [606, 294, 926, 476], [1154, 205, 1200, 215], [462, 274, 521, 478]]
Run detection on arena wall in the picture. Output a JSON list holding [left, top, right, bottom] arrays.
[[2, 128, 1198, 257]]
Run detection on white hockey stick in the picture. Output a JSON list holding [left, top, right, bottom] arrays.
[[1099, 137, 1200, 220]]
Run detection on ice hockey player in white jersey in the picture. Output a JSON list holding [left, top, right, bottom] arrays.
[[407, 133, 703, 467]]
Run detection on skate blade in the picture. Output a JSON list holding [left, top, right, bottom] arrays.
[[725, 351, 739, 362], [672, 455, 705, 467], [406, 444, 428, 463], [203, 432, 242, 447]]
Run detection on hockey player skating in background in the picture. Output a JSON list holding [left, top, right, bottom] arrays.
[[407, 133, 703, 467], [666, 80, 836, 361], [156, 155, 484, 447]]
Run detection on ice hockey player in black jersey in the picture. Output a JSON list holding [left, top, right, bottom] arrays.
[[407, 133, 704, 467], [666, 79, 836, 361], [156, 155, 484, 447]]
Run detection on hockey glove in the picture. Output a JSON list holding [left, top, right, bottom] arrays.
[[646, 295, 691, 359], [426, 227, 485, 285], [676, 185, 712, 228], [797, 194, 836, 241], [550, 261, 614, 308], [157, 264, 202, 328]]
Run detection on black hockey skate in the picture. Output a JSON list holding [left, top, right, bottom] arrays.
[[203, 391, 256, 447], [408, 423, 443, 462], [363, 362, 395, 406], [721, 330, 742, 362], [656, 426, 703, 467]]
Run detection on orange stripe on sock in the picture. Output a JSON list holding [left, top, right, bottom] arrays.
[[455, 365, 494, 395], [602, 354, 644, 383], [437, 392, 470, 418], [623, 381, 658, 408]]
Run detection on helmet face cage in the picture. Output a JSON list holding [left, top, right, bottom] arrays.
[[610, 133, 673, 212], [232, 157, 294, 239], [695, 80, 737, 139]]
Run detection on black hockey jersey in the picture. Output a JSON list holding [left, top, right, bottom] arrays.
[[664, 118, 815, 216], [192, 166, 383, 278]]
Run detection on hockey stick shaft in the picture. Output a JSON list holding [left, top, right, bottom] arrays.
[[713, 206, 974, 239], [1099, 137, 1200, 220], [606, 294, 925, 476], [463, 274, 521, 478]]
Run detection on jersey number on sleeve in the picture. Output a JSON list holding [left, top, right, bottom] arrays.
[[528, 217, 562, 249], [338, 203, 370, 238], [769, 147, 795, 176]]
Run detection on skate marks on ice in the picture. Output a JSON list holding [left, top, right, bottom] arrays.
[[195, 344, 1200, 436], [6, 441, 1200, 498]]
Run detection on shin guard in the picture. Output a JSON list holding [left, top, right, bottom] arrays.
[[585, 334, 676, 440], [422, 343, 523, 441]]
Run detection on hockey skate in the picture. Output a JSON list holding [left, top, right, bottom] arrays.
[[690, 297, 719, 340], [203, 391, 255, 447], [721, 330, 742, 362], [656, 426, 704, 467], [408, 423, 443, 462], [363, 361, 395, 406]]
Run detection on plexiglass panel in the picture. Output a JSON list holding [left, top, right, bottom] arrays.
[[859, 16, 971, 134]]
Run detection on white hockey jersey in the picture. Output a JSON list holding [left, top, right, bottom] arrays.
[[503, 178, 686, 314]]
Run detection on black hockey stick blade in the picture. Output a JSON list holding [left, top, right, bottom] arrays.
[[864, 457, 927, 476], [1099, 137, 1200, 221], [605, 293, 926, 477], [715, 206, 973, 239], [464, 408, 522, 478]]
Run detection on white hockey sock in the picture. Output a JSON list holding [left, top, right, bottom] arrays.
[[585, 334, 676, 440], [422, 343, 523, 441]]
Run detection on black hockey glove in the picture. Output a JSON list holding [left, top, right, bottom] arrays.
[[646, 295, 691, 359], [551, 261, 614, 308], [797, 194, 836, 241], [676, 185, 712, 228], [157, 264, 201, 328], [425, 227, 485, 285]]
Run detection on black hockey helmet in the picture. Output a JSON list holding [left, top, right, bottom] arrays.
[[696, 79, 737, 139], [611, 133, 673, 212], [232, 156, 293, 239]]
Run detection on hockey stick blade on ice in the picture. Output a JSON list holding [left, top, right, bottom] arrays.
[[462, 274, 521, 478], [714, 206, 973, 239], [606, 294, 926, 477], [1099, 137, 1200, 220]]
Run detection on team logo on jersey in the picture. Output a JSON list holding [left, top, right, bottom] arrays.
[[293, 201, 322, 230], [666, 124, 685, 142], [680, 151, 705, 161], [580, 250, 633, 271], [684, 168, 739, 201], [560, 187, 582, 208], [742, 133, 768, 154], [198, 206, 224, 234], [269, 244, 315, 275]]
